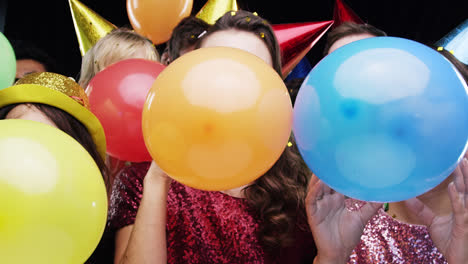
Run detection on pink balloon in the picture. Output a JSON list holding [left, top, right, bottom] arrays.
[[88, 59, 165, 162]]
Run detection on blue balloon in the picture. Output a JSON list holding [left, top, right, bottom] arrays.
[[293, 37, 468, 202]]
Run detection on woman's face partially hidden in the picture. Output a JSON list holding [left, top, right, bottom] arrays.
[[327, 33, 376, 54], [5, 104, 57, 128], [200, 29, 273, 67], [15, 59, 47, 81]]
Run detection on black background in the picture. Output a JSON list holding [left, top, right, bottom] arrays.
[[3, 0, 467, 77]]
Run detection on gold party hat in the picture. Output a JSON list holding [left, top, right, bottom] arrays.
[[196, 0, 238, 25], [69, 0, 117, 56], [15, 72, 90, 108], [2, 72, 106, 158]]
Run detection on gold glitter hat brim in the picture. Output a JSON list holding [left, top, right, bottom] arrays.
[[0, 84, 106, 160], [15, 72, 90, 108]]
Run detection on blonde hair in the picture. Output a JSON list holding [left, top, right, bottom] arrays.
[[79, 28, 160, 88]]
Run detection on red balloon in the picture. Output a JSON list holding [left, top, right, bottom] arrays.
[[87, 59, 165, 162]]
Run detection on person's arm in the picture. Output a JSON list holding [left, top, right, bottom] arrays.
[[306, 174, 382, 264], [405, 157, 468, 264], [114, 225, 133, 264], [118, 161, 171, 264]]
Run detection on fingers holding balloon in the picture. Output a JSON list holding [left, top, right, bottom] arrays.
[[452, 162, 466, 195], [306, 179, 330, 225], [307, 177, 324, 204], [144, 160, 173, 190], [425, 157, 468, 264], [308, 173, 320, 187], [449, 158, 468, 213], [463, 158, 468, 207], [306, 176, 345, 224], [403, 197, 436, 227]]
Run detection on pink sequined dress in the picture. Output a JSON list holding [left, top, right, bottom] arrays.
[[108, 162, 316, 264], [348, 208, 447, 264]]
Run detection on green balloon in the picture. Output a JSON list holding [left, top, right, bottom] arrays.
[[0, 32, 16, 90]]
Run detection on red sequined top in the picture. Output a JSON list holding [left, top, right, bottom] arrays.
[[348, 208, 447, 264], [108, 162, 316, 264]]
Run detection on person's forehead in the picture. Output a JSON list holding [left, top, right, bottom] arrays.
[[328, 33, 376, 53], [17, 59, 46, 68], [201, 29, 273, 66], [203, 30, 259, 44]]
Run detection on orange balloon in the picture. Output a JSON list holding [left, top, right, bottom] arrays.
[[142, 47, 293, 190], [127, 0, 193, 45]]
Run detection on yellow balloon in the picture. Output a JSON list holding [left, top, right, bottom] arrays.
[[0, 119, 107, 264], [142, 47, 293, 191]]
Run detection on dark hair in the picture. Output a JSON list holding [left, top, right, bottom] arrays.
[[324, 22, 387, 55], [435, 47, 468, 83], [285, 78, 305, 106], [10, 39, 58, 73], [197, 10, 283, 77], [244, 137, 311, 251], [0, 103, 109, 190], [162, 16, 210, 65], [197, 10, 311, 251]]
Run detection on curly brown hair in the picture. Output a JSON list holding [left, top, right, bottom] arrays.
[[163, 16, 210, 65], [244, 137, 311, 251], [198, 10, 312, 251]]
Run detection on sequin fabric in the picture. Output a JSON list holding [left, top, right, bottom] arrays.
[[108, 162, 316, 264], [348, 208, 447, 264]]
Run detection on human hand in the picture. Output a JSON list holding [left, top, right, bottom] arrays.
[[306, 175, 382, 263], [143, 160, 172, 191], [404, 157, 468, 264]]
